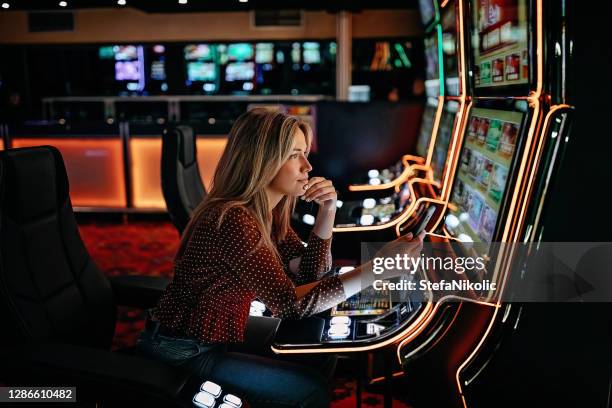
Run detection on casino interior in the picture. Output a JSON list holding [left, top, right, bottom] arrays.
[[0, 1, 611, 407]]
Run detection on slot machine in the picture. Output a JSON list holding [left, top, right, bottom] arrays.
[[274, 0, 575, 406]]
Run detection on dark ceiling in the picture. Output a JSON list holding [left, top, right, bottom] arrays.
[[1, 0, 417, 13]]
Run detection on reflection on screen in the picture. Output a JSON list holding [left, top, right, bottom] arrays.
[[446, 107, 523, 244], [416, 103, 438, 158], [431, 101, 459, 183], [470, 0, 529, 89], [424, 34, 440, 81], [441, 4, 459, 96], [419, 0, 436, 26]]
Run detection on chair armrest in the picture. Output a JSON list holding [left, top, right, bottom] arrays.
[[0, 343, 199, 407], [109, 275, 170, 309]]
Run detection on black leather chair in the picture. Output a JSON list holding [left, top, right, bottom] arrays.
[[0, 146, 201, 407], [161, 125, 207, 234]]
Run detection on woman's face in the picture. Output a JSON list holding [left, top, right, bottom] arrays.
[[268, 128, 312, 197]]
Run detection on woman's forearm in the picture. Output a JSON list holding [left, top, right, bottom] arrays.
[[312, 206, 335, 240], [295, 261, 375, 301]]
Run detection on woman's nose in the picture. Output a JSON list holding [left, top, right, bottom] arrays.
[[301, 157, 313, 173]]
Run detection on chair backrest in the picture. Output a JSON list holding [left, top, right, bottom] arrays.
[[0, 146, 116, 349], [161, 125, 207, 234]]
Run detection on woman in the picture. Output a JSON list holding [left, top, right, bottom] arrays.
[[138, 108, 424, 407]]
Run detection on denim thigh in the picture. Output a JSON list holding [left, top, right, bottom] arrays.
[[137, 328, 219, 368]]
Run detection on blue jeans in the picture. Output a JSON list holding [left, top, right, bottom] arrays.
[[137, 324, 333, 408]]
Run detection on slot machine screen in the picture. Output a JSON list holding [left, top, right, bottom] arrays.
[[303, 42, 321, 64], [331, 286, 391, 316], [185, 44, 213, 61], [255, 43, 274, 64], [228, 43, 254, 61], [115, 61, 140, 81], [416, 102, 438, 158], [445, 106, 525, 246], [469, 0, 529, 90], [431, 100, 459, 183], [187, 62, 217, 82], [225, 62, 255, 82], [110, 45, 144, 92]]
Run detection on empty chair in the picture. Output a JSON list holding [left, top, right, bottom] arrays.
[[161, 124, 207, 234], [0, 146, 199, 407]]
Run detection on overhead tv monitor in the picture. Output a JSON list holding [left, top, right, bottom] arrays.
[[228, 43, 254, 61], [187, 62, 216, 82], [469, 0, 530, 92], [115, 60, 141, 81], [225, 62, 255, 82], [419, 0, 438, 27], [303, 42, 321, 64], [445, 103, 527, 246], [255, 43, 274, 64], [184, 44, 213, 61]]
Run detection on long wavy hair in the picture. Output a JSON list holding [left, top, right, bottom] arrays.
[[175, 108, 312, 260]]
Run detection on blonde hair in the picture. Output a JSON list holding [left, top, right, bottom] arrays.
[[176, 108, 312, 260]]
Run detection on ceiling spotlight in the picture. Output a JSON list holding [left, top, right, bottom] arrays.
[[117, 0, 126, 5], [1, 2, 9, 9], [239, 0, 248, 2], [178, 0, 187, 4], [59, 1, 67, 7]]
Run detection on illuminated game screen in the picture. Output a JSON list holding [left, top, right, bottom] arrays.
[[225, 62, 255, 82], [228, 43, 254, 61], [431, 101, 459, 183], [446, 107, 524, 243], [184, 44, 213, 61], [303, 42, 321, 64], [416, 103, 437, 158], [331, 286, 391, 316], [187, 62, 216, 82], [470, 0, 529, 89], [115, 60, 140, 81], [255, 43, 274, 64]]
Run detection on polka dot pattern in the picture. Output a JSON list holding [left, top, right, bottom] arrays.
[[154, 205, 346, 343]]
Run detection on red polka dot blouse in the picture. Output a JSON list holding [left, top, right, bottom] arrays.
[[154, 205, 346, 343]]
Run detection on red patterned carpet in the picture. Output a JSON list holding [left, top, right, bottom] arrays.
[[78, 220, 412, 408]]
